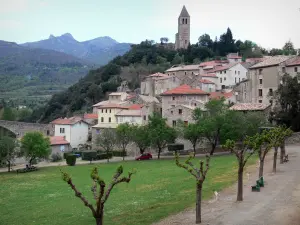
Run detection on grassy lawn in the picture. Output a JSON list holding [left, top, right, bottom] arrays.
[[0, 155, 256, 225]]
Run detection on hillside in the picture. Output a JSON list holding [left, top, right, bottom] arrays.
[[0, 40, 92, 107], [21, 34, 131, 65]]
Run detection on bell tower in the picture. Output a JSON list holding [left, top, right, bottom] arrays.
[[175, 5, 190, 50]]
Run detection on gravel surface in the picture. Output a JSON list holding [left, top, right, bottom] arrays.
[[154, 145, 300, 225]]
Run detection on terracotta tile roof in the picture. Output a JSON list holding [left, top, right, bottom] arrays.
[[200, 61, 221, 67], [286, 57, 300, 67], [166, 65, 200, 72], [209, 91, 233, 99], [200, 79, 215, 84], [83, 114, 98, 119], [147, 72, 167, 78], [245, 58, 265, 63], [128, 104, 144, 110], [201, 73, 217, 77], [115, 109, 142, 117], [51, 117, 83, 125], [97, 103, 129, 109], [229, 103, 270, 111], [250, 56, 294, 69], [50, 136, 70, 146], [93, 100, 109, 107], [161, 84, 209, 96]]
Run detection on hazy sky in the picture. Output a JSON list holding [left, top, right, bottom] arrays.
[[0, 0, 299, 49]]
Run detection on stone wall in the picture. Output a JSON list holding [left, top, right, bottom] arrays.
[[286, 132, 300, 145], [0, 120, 54, 138]]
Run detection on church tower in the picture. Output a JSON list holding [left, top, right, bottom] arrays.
[[175, 6, 190, 50]]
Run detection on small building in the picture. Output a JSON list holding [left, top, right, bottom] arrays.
[[50, 117, 89, 149], [83, 113, 98, 126], [229, 103, 271, 114], [50, 136, 71, 156], [115, 109, 143, 125], [199, 79, 216, 93], [165, 65, 200, 78], [227, 53, 242, 63]]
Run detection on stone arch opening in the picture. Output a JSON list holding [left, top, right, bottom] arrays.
[[0, 126, 17, 139]]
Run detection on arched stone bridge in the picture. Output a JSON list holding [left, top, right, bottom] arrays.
[[0, 120, 54, 138]]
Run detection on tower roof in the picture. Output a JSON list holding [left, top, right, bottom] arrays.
[[179, 5, 190, 18]]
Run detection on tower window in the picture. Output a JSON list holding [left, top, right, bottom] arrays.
[[182, 18, 184, 24], [185, 18, 188, 24]]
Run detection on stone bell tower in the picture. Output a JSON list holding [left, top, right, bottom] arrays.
[[175, 5, 190, 50]]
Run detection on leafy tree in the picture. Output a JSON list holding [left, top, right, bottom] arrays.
[[95, 129, 116, 162], [131, 125, 151, 154], [61, 166, 134, 225], [148, 113, 177, 159], [17, 108, 33, 122], [0, 136, 18, 172], [182, 123, 204, 156], [223, 135, 261, 201], [160, 37, 169, 45], [175, 153, 210, 223], [256, 130, 272, 178], [2, 107, 16, 121], [198, 34, 213, 49], [20, 132, 51, 166], [116, 123, 133, 161], [172, 53, 183, 65], [282, 40, 297, 55]]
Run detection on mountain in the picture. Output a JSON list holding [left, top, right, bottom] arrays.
[[0, 40, 92, 106], [21, 33, 131, 65]]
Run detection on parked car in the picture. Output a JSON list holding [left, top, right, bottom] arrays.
[[135, 153, 152, 160]]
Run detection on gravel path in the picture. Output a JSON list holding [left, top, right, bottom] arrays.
[[154, 145, 300, 225]]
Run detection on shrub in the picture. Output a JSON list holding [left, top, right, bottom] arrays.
[[168, 143, 184, 152], [63, 152, 73, 159], [96, 152, 113, 160], [51, 153, 63, 162], [66, 154, 76, 166], [82, 151, 97, 161], [112, 151, 127, 157]]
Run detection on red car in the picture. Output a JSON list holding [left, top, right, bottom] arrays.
[[135, 153, 152, 160]]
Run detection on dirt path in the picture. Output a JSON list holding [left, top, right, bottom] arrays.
[[154, 145, 300, 225]]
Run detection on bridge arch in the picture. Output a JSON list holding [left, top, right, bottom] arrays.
[[0, 126, 17, 138]]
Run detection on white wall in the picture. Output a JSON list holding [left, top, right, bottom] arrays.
[[116, 116, 143, 125], [70, 122, 89, 149], [54, 125, 71, 143]]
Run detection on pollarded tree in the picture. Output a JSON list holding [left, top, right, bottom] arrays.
[[21, 131, 51, 166], [175, 153, 210, 223], [61, 166, 134, 225], [95, 129, 116, 163], [131, 125, 151, 154], [148, 113, 177, 159], [0, 136, 19, 172], [256, 131, 272, 178], [182, 123, 204, 156], [116, 123, 133, 161], [223, 135, 261, 201]]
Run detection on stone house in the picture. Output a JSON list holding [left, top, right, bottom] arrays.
[[50, 136, 71, 156], [209, 91, 236, 104], [50, 117, 89, 149], [160, 84, 209, 126], [165, 65, 200, 78], [115, 110, 143, 125], [199, 60, 228, 75], [226, 53, 242, 63], [229, 103, 271, 119], [248, 55, 297, 104], [92, 92, 129, 113], [199, 79, 216, 93], [233, 79, 251, 103]]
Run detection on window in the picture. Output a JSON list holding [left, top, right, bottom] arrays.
[[172, 120, 177, 127], [119, 117, 123, 123], [143, 115, 146, 121], [109, 109, 111, 113], [269, 88, 273, 96], [46, 130, 50, 136], [238, 71, 240, 75], [178, 109, 183, 115], [185, 72, 187, 75], [259, 100, 262, 103], [172, 96, 175, 101], [224, 71, 226, 74], [282, 67, 286, 73], [235, 77, 237, 83], [184, 121, 188, 126], [171, 110, 173, 115], [220, 78, 222, 83], [60, 145, 65, 152], [105, 109, 107, 113], [60, 128, 65, 134], [259, 79, 263, 85], [171, 105, 175, 108], [220, 71, 222, 74], [239, 78, 240, 82], [108, 117, 111, 123], [258, 89, 263, 97], [101, 117, 104, 122], [96, 129, 100, 134], [192, 72, 194, 75], [259, 69, 263, 75], [295, 67, 298, 73], [224, 77, 226, 81], [182, 18, 184, 24], [101, 109, 103, 113], [194, 103, 197, 106], [235, 71, 237, 74], [185, 18, 188, 24]]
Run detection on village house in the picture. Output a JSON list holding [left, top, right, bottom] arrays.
[[165, 64, 200, 78], [115, 110, 143, 125], [92, 92, 129, 113], [50, 136, 71, 156], [248, 55, 297, 104], [50, 117, 89, 150], [160, 84, 209, 127], [229, 103, 271, 120], [209, 91, 236, 104], [226, 53, 242, 63], [233, 79, 250, 103], [199, 79, 216, 93]]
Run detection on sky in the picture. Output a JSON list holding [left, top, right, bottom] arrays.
[[0, 0, 299, 49]]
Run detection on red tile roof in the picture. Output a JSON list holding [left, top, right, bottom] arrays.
[[208, 65, 231, 73], [200, 79, 215, 84], [97, 103, 129, 109], [245, 58, 265, 63], [128, 104, 144, 110], [161, 84, 208, 96], [229, 103, 270, 111], [50, 136, 70, 146], [286, 57, 300, 67], [201, 73, 217, 77], [228, 56, 242, 59], [51, 117, 83, 125], [209, 91, 233, 99], [83, 114, 98, 119]]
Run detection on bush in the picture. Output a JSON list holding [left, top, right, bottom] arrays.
[[51, 153, 63, 162], [66, 154, 76, 166], [112, 151, 127, 157], [72, 151, 82, 157], [63, 152, 73, 159], [168, 143, 184, 152], [82, 151, 97, 161], [96, 152, 113, 160]]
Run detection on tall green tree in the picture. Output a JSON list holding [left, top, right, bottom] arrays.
[[131, 125, 151, 154], [182, 123, 204, 156], [0, 136, 18, 172], [282, 40, 297, 55], [198, 34, 213, 49], [2, 107, 16, 121], [95, 129, 116, 162], [148, 113, 177, 159], [116, 123, 133, 161], [20, 132, 51, 166]]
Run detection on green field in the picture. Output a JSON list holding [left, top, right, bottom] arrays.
[[0, 155, 256, 225]]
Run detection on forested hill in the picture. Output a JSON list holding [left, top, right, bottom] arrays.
[[31, 28, 292, 123]]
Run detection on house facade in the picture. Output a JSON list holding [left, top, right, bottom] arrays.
[[226, 53, 242, 63], [50, 117, 89, 149], [50, 136, 71, 156], [233, 79, 250, 103], [115, 110, 143, 125], [165, 65, 200, 78]]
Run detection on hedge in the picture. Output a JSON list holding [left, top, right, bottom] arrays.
[[96, 152, 113, 160], [167, 143, 184, 152], [112, 151, 127, 157], [82, 151, 97, 161], [63, 152, 73, 159], [66, 155, 76, 166]]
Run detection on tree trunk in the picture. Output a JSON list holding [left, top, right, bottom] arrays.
[[210, 143, 216, 156], [259, 159, 264, 178], [280, 142, 285, 164], [157, 147, 161, 159], [193, 144, 196, 157], [107, 151, 109, 163], [273, 147, 278, 173], [237, 166, 244, 201], [195, 183, 202, 224], [95, 208, 104, 225], [7, 160, 11, 172], [122, 148, 125, 161], [29, 158, 33, 167]]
